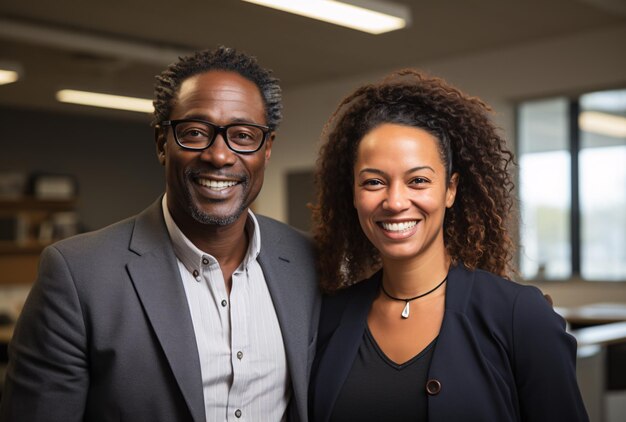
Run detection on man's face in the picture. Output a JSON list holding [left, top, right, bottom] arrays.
[[156, 70, 273, 228]]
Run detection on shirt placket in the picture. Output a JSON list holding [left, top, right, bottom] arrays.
[[201, 257, 231, 421], [228, 267, 250, 421]]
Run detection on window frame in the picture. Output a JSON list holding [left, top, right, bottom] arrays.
[[515, 89, 626, 283]]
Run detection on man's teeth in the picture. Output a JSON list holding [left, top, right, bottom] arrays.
[[381, 221, 417, 232], [198, 179, 238, 190]]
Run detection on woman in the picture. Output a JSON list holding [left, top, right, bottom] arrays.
[[309, 70, 588, 421]]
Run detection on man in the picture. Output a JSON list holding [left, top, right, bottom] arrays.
[[0, 47, 320, 422]]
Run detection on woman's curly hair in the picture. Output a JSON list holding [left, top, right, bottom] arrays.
[[312, 69, 516, 293]]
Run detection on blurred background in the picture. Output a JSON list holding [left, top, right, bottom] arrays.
[[0, 0, 624, 420]]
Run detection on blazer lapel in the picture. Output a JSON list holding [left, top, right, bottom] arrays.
[[258, 243, 311, 419], [313, 275, 379, 422], [427, 264, 515, 421], [256, 216, 322, 421], [126, 200, 205, 422]]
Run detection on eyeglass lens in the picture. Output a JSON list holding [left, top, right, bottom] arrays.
[[174, 121, 265, 151]]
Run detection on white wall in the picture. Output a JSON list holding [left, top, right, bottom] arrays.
[[256, 23, 626, 306]]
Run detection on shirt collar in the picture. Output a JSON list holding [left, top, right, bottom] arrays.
[[161, 194, 261, 274]]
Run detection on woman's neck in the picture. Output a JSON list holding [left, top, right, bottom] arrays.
[[381, 251, 451, 298]]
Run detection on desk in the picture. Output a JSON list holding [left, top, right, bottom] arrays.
[[569, 320, 626, 422], [573, 322, 626, 348]]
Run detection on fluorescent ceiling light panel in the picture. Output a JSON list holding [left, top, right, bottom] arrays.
[[0, 69, 19, 85], [579, 111, 626, 138], [56, 89, 153, 113], [242, 0, 409, 34]]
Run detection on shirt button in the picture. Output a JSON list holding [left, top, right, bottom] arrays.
[[192, 269, 199, 278], [202, 258, 209, 265], [221, 299, 228, 307], [236, 351, 243, 360], [235, 409, 242, 418]]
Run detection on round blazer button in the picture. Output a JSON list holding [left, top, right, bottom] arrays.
[[426, 379, 442, 395]]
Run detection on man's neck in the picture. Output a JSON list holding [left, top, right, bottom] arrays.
[[171, 208, 250, 290]]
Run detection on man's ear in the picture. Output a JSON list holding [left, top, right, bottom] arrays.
[[264, 132, 275, 164], [155, 127, 166, 166]]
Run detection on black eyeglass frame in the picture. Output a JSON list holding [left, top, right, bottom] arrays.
[[160, 119, 271, 154]]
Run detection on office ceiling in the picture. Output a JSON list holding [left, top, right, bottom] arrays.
[[0, 0, 625, 120]]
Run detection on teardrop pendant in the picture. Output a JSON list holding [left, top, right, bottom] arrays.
[[401, 301, 410, 319]]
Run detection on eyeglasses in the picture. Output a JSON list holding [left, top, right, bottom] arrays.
[[160, 119, 271, 154]]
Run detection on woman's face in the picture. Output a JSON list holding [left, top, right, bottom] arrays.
[[353, 123, 458, 264]]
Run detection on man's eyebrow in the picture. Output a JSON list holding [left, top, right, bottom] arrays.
[[181, 115, 265, 125], [230, 117, 266, 125]]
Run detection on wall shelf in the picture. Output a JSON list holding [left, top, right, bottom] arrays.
[[0, 196, 78, 284]]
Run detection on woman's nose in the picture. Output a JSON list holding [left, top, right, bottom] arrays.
[[382, 184, 410, 212]]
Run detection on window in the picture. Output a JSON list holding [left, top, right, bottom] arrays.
[[518, 89, 626, 281]]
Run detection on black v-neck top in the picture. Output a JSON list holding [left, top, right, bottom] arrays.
[[329, 326, 436, 421]]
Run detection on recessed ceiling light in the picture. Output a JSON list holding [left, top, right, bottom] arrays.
[[242, 0, 410, 34], [0, 61, 22, 85], [0, 69, 19, 85], [56, 89, 153, 113]]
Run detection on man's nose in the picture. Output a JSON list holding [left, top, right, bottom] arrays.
[[200, 134, 237, 167]]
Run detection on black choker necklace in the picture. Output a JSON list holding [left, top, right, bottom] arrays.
[[380, 276, 448, 319]]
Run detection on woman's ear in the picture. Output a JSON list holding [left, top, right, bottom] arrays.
[[446, 173, 459, 208]]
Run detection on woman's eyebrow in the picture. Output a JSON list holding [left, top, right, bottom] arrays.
[[358, 166, 435, 176]]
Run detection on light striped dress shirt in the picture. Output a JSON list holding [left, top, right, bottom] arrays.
[[162, 197, 290, 421]]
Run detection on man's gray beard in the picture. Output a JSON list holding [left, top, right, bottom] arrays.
[[189, 200, 244, 226], [182, 181, 246, 226]]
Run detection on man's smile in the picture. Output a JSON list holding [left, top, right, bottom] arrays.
[[195, 177, 240, 191]]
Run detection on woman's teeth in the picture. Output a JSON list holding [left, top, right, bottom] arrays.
[[381, 221, 417, 232]]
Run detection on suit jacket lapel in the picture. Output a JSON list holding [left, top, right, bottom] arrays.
[[126, 200, 205, 422], [427, 264, 515, 421], [313, 274, 379, 422], [257, 221, 313, 421]]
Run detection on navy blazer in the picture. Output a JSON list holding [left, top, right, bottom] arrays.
[[310, 264, 588, 422]]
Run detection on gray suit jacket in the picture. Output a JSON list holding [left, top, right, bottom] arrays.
[[0, 198, 321, 422]]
